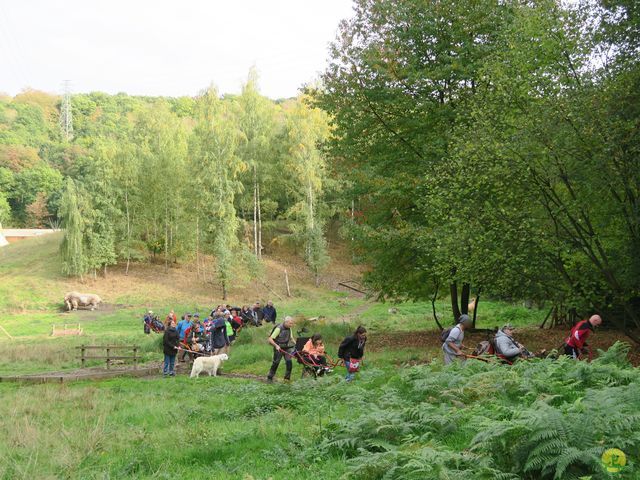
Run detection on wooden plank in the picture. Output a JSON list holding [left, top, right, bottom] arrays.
[[74, 345, 138, 350], [75, 356, 139, 360]]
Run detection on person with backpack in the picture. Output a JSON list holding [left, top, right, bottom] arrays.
[[564, 314, 602, 359], [266, 316, 296, 383], [162, 319, 179, 377], [442, 314, 472, 365], [338, 325, 367, 381]]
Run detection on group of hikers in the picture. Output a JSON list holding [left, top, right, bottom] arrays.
[[442, 313, 604, 364], [154, 300, 603, 380], [153, 301, 368, 381], [265, 316, 367, 383]]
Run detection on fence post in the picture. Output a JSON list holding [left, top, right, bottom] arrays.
[[81, 345, 86, 368], [106, 347, 110, 370], [133, 346, 138, 370], [51, 324, 55, 336]]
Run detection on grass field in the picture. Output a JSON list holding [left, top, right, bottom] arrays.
[[0, 235, 638, 479]]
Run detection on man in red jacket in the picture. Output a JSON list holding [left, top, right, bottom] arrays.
[[564, 314, 602, 359]]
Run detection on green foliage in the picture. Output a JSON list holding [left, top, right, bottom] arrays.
[[310, 351, 640, 480], [59, 178, 86, 276]]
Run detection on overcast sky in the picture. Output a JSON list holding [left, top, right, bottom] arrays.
[[0, 0, 353, 99]]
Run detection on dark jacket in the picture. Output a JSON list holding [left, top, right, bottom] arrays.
[[240, 309, 253, 325], [163, 327, 179, 356], [211, 318, 230, 349], [262, 305, 277, 323], [338, 335, 366, 360]]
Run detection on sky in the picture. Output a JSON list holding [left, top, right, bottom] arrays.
[[0, 0, 353, 99]]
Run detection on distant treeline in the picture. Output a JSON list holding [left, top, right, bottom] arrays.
[[0, 69, 334, 295]]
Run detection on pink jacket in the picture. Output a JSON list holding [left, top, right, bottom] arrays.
[[303, 339, 325, 357]]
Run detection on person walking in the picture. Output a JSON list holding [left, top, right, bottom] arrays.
[[162, 319, 179, 377], [262, 300, 277, 324], [442, 314, 472, 365], [564, 314, 602, 359], [211, 315, 230, 355], [266, 316, 296, 382], [338, 325, 367, 381]]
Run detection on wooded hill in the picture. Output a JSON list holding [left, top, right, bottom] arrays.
[[0, 70, 336, 300]]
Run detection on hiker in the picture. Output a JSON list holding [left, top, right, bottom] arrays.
[[211, 315, 230, 355], [442, 314, 472, 365], [494, 324, 526, 363], [338, 325, 367, 381], [177, 313, 192, 341], [224, 310, 235, 351], [240, 305, 252, 325], [303, 333, 329, 370], [262, 300, 277, 324], [251, 302, 264, 326], [143, 310, 153, 334], [162, 319, 179, 377], [230, 308, 243, 338], [266, 316, 296, 382], [165, 309, 177, 327], [564, 314, 602, 359], [183, 315, 205, 359]]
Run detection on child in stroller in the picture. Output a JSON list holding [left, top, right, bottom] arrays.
[[297, 334, 332, 377]]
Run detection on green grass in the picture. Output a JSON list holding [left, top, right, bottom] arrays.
[[2, 234, 635, 479]]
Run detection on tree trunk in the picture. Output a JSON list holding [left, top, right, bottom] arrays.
[[257, 181, 262, 260], [461, 283, 470, 315], [450, 281, 461, 323], [125, 190, 131, 276], [196, 215, 200, 280], [284, 269, 291, 297], [432, 281, 443, 330], [253, 166, 258, 257], [164, 202, 169, 273], [472, 287, 481, 329]]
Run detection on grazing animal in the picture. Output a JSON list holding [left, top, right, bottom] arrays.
[[64, 292, 102, 311], [468, 297, 476, 314], [190, 353, 229, 378]]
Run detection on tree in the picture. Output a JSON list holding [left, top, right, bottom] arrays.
[[190, 86, 245, 298], [283, 95, 331, 285], [317, 0, 515, 315], [59, 178, 86, 278], [235, 68, 279, 259]]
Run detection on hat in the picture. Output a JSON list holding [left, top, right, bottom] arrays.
[[148, 310, 153, 314], [502, 323, 515, 331], [193, 313, 200, 318], [186, 313, 192, 317], [458, 314, 472, 325]]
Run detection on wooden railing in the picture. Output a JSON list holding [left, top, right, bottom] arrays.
[[51, 323, 83, 336], [76, 345, 140, 370]]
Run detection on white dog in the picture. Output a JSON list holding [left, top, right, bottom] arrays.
[[190, 354, 228, 378]]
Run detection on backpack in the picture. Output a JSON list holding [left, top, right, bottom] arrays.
[[440, 326, 455, 344]]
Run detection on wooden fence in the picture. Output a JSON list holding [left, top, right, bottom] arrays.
[[51, 323, 83, 336], [76, 345, 140, 370]]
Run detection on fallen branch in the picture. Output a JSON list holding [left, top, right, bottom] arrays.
[[338, 282, 368, 295]]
